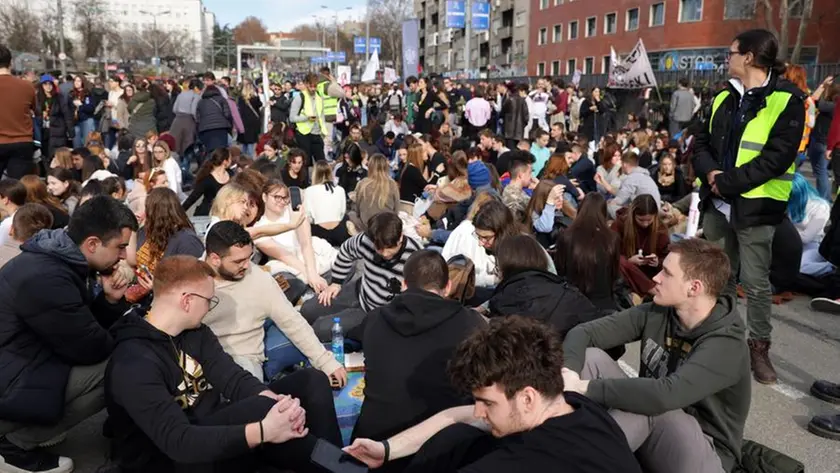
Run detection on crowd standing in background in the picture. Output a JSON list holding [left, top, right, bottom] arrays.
[[0, 27, 839, 473]]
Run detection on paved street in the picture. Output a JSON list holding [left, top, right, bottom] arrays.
[[54, 295, 840, 473]]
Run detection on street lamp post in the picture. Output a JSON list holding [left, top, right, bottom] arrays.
[[139, 9, 172, 76], [321, 5, 352, 70], [57, 0, 67, 77]]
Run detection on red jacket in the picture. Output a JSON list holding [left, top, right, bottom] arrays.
[[828, 97, 840, 151]]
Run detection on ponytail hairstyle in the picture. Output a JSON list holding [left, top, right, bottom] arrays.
[[733, 29, 787, 76], [195, 147, 230, 185]]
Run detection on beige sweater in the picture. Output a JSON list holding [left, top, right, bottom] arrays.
[[203, 267, 340, 375]]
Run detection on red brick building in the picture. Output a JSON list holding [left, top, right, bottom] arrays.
[[528, 0, 840, 78]]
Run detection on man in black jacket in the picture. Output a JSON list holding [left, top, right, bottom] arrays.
[[692, 29, 805, 384], [269, 81, 293, 125], [353, 250, 485, 472], [0, 196, 138, 473], [105, 255, 342, 473]]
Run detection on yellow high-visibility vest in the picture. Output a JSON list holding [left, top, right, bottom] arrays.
[[296, 91, 327, 137], [709, 90, 795, 202]]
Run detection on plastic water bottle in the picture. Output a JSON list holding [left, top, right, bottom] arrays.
[[331, 318, 345, 366]]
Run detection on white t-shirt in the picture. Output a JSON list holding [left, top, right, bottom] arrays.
[[162, 157, 183, 200], [0, 211, 15, 246], [304, 184, 346, 225], [253, 208, 337, 279]]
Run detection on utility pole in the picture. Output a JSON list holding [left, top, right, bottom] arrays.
[[226, 36, 231, 71], [464, 0, 471, 76], [365, 0, 371, 63], [140, 9, 171, 76], [57, 0, 67, 77]]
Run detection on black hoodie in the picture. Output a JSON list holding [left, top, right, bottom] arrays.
[[105, 310, 265, 472], [489, 270, 601, 337], [353, 289, 485, 444]]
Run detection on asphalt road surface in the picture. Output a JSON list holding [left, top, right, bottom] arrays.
[[53, 295, 840, 473]]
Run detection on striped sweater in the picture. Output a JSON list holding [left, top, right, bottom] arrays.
[[332, 233, 422, 312]]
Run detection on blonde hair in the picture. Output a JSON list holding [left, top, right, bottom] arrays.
[[357, 154, 399, 210], [467, 190, 498, 221], [241, 82, 256, 101], [210, 183, 251, 221], [52, 147, 73, 169], [153, 140, 171, 165]]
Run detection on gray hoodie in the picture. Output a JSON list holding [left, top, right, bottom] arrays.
[[608, 166, 661, 218], [563, 296, 751, 472]]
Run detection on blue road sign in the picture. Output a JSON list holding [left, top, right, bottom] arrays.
[[327, 51, 347, 63], [354, 37, 366, 54], [446, 1, 466, 29], [472, 1, 490, 30], [369, 37, 382, 54]]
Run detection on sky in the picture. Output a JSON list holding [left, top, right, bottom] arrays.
[[203, 0, 368, 32]]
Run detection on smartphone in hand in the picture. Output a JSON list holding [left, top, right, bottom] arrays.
[[289, 186, 303, 212]]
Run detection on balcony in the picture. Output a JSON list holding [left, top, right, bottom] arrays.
[[428, 2, 438, 14], [478, 56, 489, 67], [496, 26, 512, 38]]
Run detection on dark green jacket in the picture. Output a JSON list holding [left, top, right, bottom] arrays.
[[564, 296, 751, 472]]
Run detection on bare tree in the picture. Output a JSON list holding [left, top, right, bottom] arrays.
[[0, 1, 42, 53], [73, 0, 112, 59], [758, 0, 813, 63], [368, 0, 412, 72], [789, 0, 813, 63]]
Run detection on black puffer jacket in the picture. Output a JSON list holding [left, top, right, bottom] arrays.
[[0, 229, 127, 424], [195, 86, 232, 133], [489, 269, 600, 337]]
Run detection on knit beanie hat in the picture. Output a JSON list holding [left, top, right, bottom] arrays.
[[468, 161, 491, 189]]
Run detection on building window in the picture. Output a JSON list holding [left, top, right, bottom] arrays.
[[553, 24, 562, 43], [551, 60, 561, 75], [491, 45, 501, 57], [786, 0, 809, 17], [515, 40, 525, 54], [515, 11, 526, 27], [568, 20, 578, 40], [540, 0, 549, 10], [537, 62, 546, 76], [650, 2, 665, 26], [679, 0, 702, 22], [538, 27, 548, 45], [604, 13, 617, 34], [585, 17, 596, 37], [554, 0, 564, 4], [567, 58, 577, 75], [602, 55, 611, 73], [584, 57, 594, 74], [724, 0, 755, 19], [626, 8, 639, 31]]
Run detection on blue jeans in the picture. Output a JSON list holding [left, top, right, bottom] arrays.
[[240, 143, 256, 157], [808, 141, 831, 200], [263, 319, 307, 381], [73, 118, 95, 148]]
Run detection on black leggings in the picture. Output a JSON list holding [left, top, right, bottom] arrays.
[[310, 215, 352, 247], [186, 369, 342, 472]]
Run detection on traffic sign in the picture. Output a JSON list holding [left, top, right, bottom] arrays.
[[472, 1, 490, 30], [446, 1, 466, 29], [327, 51, 347, 63], [353, 37, 381, 55], [58, 52, 67, 61]]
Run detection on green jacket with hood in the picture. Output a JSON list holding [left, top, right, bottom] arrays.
[[563, 296, 751, 472]]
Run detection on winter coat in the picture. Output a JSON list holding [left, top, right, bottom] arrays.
[[270, 92, 292, 124], [128, 90, 158, 138], [502, 94, 529, 140], [0, 229, 126, 424], [37, 93, 74, 144], [196, 87, 232, 134], [489, 269, 600, 337], [579, 98, 607, 142], [154, 94, 174, 133], [237, 96, 262, 145]]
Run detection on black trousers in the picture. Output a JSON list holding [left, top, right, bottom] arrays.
[[183, 369, 342, 473], [0, 142, 36, 178], [310, 215, 352, 247], [295, 131, 325, 165]]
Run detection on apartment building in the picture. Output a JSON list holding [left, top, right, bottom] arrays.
[[415, 0, 530, 77]]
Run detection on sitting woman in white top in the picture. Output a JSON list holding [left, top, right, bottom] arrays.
[[152, 140, 184, 200], [789, 173, 833, 276], [254, 179, 337, 292], [304, 160, 352, 247], [441, 191, 503, 293]]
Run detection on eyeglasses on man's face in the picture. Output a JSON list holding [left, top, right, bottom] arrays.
[[184, 292, 219, 311]]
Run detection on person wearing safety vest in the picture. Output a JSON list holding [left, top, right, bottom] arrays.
[[316, 67, 341, 157], [693, 29, 806, 385], [290, 72, 342, 166]]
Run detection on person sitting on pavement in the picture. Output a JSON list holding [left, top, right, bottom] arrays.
[[488, 234, 601, 339], [300, 212, 422, 343], [561, 238, 751, 473], [105, 255, 343, 473], [353, 250, 486, 472], [0, 196, 137, 473], [607, 151, 662, 219], [343, 316, 641, 473], [202, 221, 347, 385], [500, 160, 536, 223], [0, 203, 53, 268]]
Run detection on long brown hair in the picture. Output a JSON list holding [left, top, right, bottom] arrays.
[[620, 194, 663, 257], [554, 192, 619, 295], [357, 154, 399, 210], [402, 143, 426, 179], [524, 180, 555, 230], [144, 188, 194, 256], [600, 143, 621, 171], [21, 175, 66, 214], [542, 153, 570, 180]]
